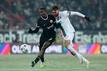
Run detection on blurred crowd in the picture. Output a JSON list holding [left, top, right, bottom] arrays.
[[0, 0, 107, 30]]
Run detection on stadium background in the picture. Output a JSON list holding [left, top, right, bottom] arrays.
[[0, 0, 107, 71], [0, 0, 107, 54], [0, 0, 107, 55]]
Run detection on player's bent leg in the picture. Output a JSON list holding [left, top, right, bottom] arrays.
[[64, 40, 76, 56], [31, 40, 54, 67], [39, 45, 45, 63], [64, 40, 83, 63], [64, 34, 90, 67], [38, 40, 53, 57], [39, 39, 45, 63], [31, 40, 46, 67], [31, 56, 40, 67], [31, 38, 55, 67], [67, 43, 90, 65]]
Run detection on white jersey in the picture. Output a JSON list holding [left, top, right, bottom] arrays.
[[56, 10, 85, 35]]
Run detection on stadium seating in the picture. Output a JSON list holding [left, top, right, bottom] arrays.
[[0, 0, 107, 30]]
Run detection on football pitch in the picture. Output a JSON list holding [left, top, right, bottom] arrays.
[[0, 54, 107, 71]]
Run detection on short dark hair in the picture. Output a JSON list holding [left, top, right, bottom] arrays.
[[52, 6, 59, 10], [38, 7, 47, 13], [39, 8, 47, 11]]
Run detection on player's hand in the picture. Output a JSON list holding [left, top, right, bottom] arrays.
[[28, 28, 33, 33], [84, 16, 91, 22], [28, 27, 39, 34]]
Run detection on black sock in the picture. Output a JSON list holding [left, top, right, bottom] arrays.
[[41, 57, 44, 63], [34, 56, 40, 64]]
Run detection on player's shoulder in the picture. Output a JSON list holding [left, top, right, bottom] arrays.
[[60, 10, 68, 14], [60, 10, 69, 16]]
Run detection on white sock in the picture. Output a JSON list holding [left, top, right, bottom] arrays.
[[77, 53, 89, 63], [68, 44, 89, 63], [68, 44, 81, 60]]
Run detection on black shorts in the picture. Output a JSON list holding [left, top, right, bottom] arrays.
[[39, 31, 56, 49]]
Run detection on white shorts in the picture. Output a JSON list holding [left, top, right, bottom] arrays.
[[63, 33, 74, 42]]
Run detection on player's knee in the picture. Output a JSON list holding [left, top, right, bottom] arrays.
[[64, 40, 70, 47]]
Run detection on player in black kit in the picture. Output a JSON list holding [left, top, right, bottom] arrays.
[[28, 8, 65, 67]]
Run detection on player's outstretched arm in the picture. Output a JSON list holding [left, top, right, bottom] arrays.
[[70, 11, 85, 17], [28, 20, 40, 34], [28, 27, 39, 34], [69, 11, 91, 22], [70, 11, 91, 22]]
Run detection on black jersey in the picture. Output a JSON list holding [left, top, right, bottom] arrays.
[[29, 15, 57, 40], [28, 14, 66, 38], [37, 15, 56, 36]]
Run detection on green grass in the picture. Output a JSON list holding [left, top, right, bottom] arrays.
[[0, 54, 107, 71]]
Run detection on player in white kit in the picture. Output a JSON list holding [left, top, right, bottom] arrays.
[[51, 6, 90, 67]]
